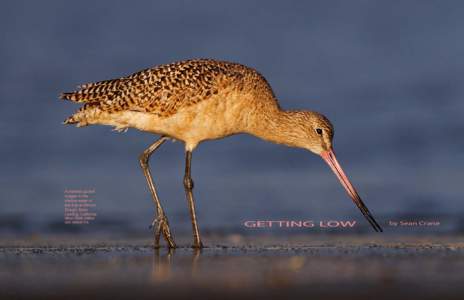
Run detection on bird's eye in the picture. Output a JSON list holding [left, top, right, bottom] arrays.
[[316, 128, 323, 135]]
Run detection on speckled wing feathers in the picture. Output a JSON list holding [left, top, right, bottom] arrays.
[[61, 59, 275, 124]]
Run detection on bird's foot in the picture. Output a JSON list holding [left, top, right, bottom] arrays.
[[192, 241, 204, 249], [150, 214, 176, 249], [192, 235, 204, 249]]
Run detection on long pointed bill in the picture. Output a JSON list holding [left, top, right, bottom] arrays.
[[321, 149, 383, 232]]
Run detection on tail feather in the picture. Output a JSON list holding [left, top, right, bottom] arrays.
[[60, 77, 125, 103], [60, 92, 81, 102], [62, 103, 102, 127], [62, 118, 72, 125], [63, 115, 78, 125], [60, 91, 116, 103]]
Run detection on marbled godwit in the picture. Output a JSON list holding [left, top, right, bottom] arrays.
[[61, 58, 382, 248]]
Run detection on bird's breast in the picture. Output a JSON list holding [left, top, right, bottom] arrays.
[[142, 91, 253, 150]]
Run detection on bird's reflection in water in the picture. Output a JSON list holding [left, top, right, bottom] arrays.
[[191, 248, 201, 275], [151, 248, 173, 282], [151, 248, 202, 283]]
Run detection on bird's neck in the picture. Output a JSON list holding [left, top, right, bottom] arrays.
[[247, 107, 309, 149]]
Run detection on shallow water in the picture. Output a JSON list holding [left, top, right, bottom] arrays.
[[1, 234, 464, 299]]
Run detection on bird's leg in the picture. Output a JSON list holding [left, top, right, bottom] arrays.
[[139, 136, 176, 249], [183, 151, 203, 248]]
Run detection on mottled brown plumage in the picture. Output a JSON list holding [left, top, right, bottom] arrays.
[[60, 58, 382, 249], [62, 59, 273, 121]]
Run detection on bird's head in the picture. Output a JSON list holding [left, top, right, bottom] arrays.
[[303, 111, 334, 155], [288, 111, 383, 232]]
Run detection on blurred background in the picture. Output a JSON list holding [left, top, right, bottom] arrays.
[[1, 0, 463, 236]]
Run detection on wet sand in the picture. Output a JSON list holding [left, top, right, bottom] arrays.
[[1, 234, 464, 299]]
